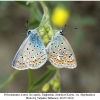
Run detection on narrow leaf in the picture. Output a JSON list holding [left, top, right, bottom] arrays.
[[47, 65, 57, 70], [14, 1, 31, 7], [30, 70, 54, 90]]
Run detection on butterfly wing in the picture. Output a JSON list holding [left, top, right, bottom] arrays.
[[46, 31, 77, 69], [12, 29, 47, 70], [12, 37, 29, 70]]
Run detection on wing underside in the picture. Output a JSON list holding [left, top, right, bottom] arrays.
[[12, 30, 47, 70]]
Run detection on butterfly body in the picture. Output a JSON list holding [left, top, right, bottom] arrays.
[[46, 30, 77, 69], [12, 29, 48, 70]]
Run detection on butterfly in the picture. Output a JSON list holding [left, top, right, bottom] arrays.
[[46, 30, 77, 69], [12, 28, 48, 70]]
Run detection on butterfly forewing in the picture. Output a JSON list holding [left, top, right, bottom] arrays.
[[46, 30, 77, 69], [12, 29, 47, 70]]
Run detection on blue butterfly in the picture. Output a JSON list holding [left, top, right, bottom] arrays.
[[12, 28, 48, 70], [46, 30, 77, 69]]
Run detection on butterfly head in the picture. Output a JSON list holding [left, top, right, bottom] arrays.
[[54, 30, 63, 36], [26, 30, 32, 36], [59, 30, 63, 35]]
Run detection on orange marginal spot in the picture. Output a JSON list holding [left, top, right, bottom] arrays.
[[41, 55, 45, 59], [67, 59, 75, 65], [49, 54, 68, 64], [35, 58, 41, 64], [34, 59, 37, 65], [61, 60, 64, 64], [37, 58, 41, 63], [30, 61, 33, 65], [49, 55, 54, 59], [32, 61, 35, 64], [62, 54, 68, 61]]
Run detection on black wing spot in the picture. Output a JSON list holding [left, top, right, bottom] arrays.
[[42, 58, 45, 60], [63, 52, 65, 54], [27, 48, 28, 50], [64, 48, 66, 49], [53, 51, 55, 53], [22, 57, 23, 58], [32, 49, 34, 51], [69, 54, 72, 58], [61, 42, 63, 44]]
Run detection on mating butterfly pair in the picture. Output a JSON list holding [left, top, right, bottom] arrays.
[[12, 28, 77, 70]]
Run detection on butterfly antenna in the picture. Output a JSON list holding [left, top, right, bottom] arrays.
[[64, 27, 78, 35], [26, 21, 28, 31], [60, 24, 66, 35]]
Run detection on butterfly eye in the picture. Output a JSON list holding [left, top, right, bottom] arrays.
[[27, 30, 31, 36], [60, 30, 63, 35], [28, 30, 31, 34]]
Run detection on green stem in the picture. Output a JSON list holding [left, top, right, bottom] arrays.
[[0, 70, 20, 90], [39, 1, 50, 27], [27, 69, 34, 93], [56, 69, 61, 93]]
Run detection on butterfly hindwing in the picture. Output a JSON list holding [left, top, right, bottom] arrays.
[[12, 37, 30, 70], [12, 29, 47, 70], [46, 30, 77, 69], [23, 30, 48, 69]]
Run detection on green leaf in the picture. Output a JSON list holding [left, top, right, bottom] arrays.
[[47, 65, 57, 70], [32, 3, 42, 22], [30, 70, 54, 90], [14, 1, 31, 7], [29, 20, 40, 28]]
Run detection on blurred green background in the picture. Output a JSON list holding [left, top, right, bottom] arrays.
[[0, 1, 100, 93]]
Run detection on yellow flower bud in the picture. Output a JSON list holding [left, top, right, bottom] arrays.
[[49, 79, 55, 86], [51, 6, 70, 27], [48, 30, 54, 38], [44, 24, 50, 32], [42, 83, 50, 92], [52, 80, 60, 91], [43, 34, 49, 44], [38, 27, 45, 37]]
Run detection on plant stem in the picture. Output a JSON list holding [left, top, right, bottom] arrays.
[[39, 1, 50, 28], [0, 70, 20, 90], [27, 69, 34, 93], [56, 69, 61, 92]]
